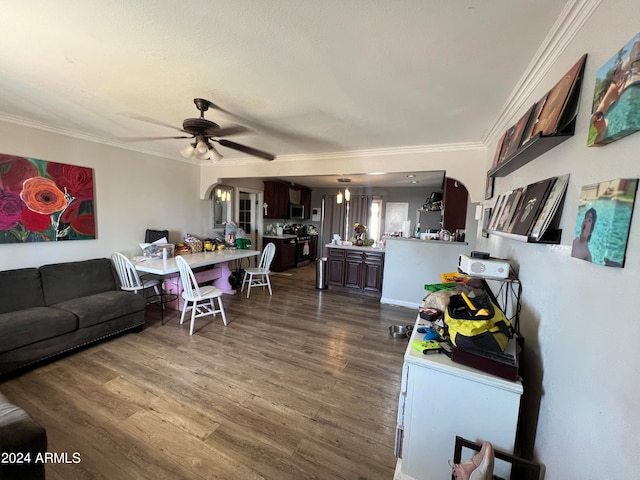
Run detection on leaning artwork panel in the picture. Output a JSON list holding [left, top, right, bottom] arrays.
[[0, 154, 96, 243], [588, 32, 640, 146], [571, 178, 638, 267]]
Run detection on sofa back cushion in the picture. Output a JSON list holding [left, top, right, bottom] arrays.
[[0, 268, 45, 314], [40, 258, 117, 306]]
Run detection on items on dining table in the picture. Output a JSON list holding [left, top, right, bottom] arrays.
[[140, 237, 174, 258], [183, 233, 203, 253]]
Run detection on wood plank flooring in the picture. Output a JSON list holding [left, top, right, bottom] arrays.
[[1, 263, 416, 479]]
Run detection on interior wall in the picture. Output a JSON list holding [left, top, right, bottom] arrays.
[[0, 121, 207, 270], [478, 2, 639, 477]]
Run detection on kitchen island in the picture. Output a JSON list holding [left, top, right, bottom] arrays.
[[263, 234, 297, 272], [325, 244, 385, 298], [380, 237, 472, 308]]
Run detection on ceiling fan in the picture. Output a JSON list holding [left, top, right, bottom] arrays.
[[129, 98, 276, 161]]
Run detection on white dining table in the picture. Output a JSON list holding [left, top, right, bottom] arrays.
[[132, 249, 260, 295]]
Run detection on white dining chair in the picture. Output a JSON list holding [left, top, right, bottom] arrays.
[[241, 242, 276, 298], [111, 252, 161, 296], [176, 255, 227, 335]]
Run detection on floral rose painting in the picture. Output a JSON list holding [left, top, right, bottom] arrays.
[[0, 154, 95, 243]]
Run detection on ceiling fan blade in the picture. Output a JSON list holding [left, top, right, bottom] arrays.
[[205, 125, 249, 137], [118, 135, 192, 142], [201, 99, 232, 115], [216, 139, 275, 161], [127, 113, 188, 134]]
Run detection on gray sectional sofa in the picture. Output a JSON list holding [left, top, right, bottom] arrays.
[[0, 258, 146, 376]]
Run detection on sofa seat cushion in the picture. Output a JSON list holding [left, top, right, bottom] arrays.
[[0, 307, 78, 354], [52, 291, 145, 329]]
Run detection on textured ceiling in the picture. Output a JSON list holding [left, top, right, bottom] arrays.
[[0, 1, 567, 169]]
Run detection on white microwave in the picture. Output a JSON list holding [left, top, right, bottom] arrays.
[[289, 204, 305, 219]]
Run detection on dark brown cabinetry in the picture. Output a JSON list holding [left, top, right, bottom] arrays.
[[263, 181, 290, 219], [300, 187, 312, 220], [327, 247, 384, 298], [442, 177, 468, 232], [263, 181, 312, 219], [266, 237, 296, 272]]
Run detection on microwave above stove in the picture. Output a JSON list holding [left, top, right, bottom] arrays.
[[289, 204, 305, 219]]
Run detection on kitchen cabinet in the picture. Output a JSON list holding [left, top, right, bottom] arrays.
[[265, 236, 296, 272], [327, 246, 384, 298], [442, 177, 468, 232], [263, 181, 289, 219], [263, 181, 312, 220], [300, 187, 312, 220], [395, 316, 522, 480], [327, 248, 346, 286]]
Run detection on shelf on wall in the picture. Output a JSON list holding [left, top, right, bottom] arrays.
[[488, 117, 576, 178], [485, 228, 562, 244], [489, 55, 585, 178]]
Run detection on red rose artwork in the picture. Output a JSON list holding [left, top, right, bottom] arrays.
[[0, 154, 95, 243]]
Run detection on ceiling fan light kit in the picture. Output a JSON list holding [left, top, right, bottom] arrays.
[[208, 144, 223, 161], [196, 139, 210, 155], [180, 143, 196, 159]]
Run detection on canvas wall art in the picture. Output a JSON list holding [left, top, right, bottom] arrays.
[[588, 33, 640, 146], [571, 178, 638, 267], [0, 154, 95, 243]]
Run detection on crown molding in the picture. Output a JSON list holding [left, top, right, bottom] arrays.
[[0, 113, 201, 164], [2, 112, 485, 166], [264, 142, 486, 163], [202, 142, 485, 168], [484, 0, 601, 145]]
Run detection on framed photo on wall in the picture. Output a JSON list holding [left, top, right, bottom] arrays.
[[502, 105, 535, 159], [510, 178, 554, 236], [482, 207, 492, 238], [485, 175, 495, 200], [530, 174, 570, 241], [497, 125, 516, 165], [530, 54, 587, 138], [571, 178, 638, 267], [520, 94, 548, 146], [491, 132, 506, 170], [588, 32, 640, 146], [488, 194, 507, 231]]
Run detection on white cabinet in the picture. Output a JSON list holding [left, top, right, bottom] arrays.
[[395, 317, 523, 480]]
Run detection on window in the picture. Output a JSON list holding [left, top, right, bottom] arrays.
[[238, 195, 252, 234], [368, 198, 383, 242], [384, 202, 409, 235]]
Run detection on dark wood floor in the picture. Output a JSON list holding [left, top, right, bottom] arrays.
[[1, 263, 416, 480]]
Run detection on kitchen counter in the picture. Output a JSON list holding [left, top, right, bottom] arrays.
[[264, 234, 297, 240], [325, 243, 384, 252], [385, 236, 467, 246]]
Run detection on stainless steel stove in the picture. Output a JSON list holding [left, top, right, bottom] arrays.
[[284, 225, 311, 267]]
